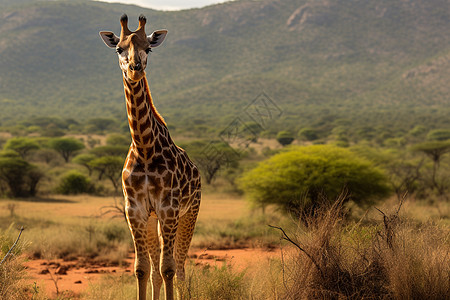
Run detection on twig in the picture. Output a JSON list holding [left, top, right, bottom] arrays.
[[279, 240, 289, 296], [47, 268, 60, 296], [0, 226, 24, 266], [268, 225, 325, 280], [396, 192, 407, 215]]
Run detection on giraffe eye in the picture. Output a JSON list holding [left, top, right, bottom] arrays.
[[116, 47, 123, 54], [145, 48, 152, 54]]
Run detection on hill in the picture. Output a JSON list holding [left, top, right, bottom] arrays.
[[0, 0, 449, 137]]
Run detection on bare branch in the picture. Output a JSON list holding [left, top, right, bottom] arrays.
[[269, 225, 325, 280], [0, 226, 24, 266]]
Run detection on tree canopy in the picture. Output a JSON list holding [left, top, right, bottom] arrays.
[[3, 137, 40, 158], [239, 145, 391, 215], [47, 137, 85, 162]]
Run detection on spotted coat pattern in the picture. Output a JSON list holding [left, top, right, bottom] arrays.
[[100, 14, 201, 300]]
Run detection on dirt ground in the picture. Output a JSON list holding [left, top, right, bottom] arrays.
[[24, 247, 280, 298]]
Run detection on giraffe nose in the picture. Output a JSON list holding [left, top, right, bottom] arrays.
[[130, 62, 142, 71]]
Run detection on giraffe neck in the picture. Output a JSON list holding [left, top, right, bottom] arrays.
[[123, 75, 167, 154]]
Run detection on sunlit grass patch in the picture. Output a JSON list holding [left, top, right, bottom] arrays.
[[193, 210, 293, 250], [83, 273, 136, 300]]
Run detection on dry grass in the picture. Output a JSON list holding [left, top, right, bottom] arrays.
[[1, 193, 448, 299], [0, 226, 36, 300], [278, 198, 450, 299]]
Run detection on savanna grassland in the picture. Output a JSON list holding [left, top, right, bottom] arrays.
[[0, 0, 449, 299], [0, 128, 449, 299]]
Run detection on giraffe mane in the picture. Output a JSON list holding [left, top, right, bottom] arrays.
[[142, 76, 166, 126]]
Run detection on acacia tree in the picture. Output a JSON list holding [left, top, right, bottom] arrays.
[[3, 137, 40, 159], [0, 154, 43, 197], [239, 145, 390, 216], [48, 137, 85, 163], [89, 156, 123, 194], [413, 141, 450, 196], [180, 140, 240, 185], [73, 153, 97, 176]]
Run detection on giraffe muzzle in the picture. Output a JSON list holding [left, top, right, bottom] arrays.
[[130, 62, 142, 71]]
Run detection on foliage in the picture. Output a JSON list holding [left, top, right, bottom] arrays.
[[0, 0, 448, 143], [73, 153, 97, 176], [32, 148, 61, 165], [105, 133, 130, 147], [413, 141, 450, 162], [3, 137, 39, 159], [47, 137, 85, 163], [86, 118, 119, 134], [56, 170, 94, 195], [239, 145, 391, 215], [426, 129, 450, 141], [351, 146, 424, 200], [89, 145, 128, 158], [276, 131, 295, 146], [298, 128, 319, 141], [0, 155, 42, 197], [89, 156, 123, 193], [180, 140, 240, 185], [412, 141, 450, 197]]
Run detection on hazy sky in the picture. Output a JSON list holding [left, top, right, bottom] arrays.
[[96, 0, 235, 11]]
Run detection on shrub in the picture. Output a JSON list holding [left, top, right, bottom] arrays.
[[239, 145, 391, 216], [276, 131, 295, 146], [56, 171, 94, 195], [298, 128, 318, 141]]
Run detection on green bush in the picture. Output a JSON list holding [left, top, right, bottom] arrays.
[[56, 171, 94, 195], [276, 131, 295, 146], [239, 145, 391, 215], [298, 128, 319, 141]]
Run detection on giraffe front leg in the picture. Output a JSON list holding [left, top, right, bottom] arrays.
[[147, 216, 163, 300], [158, 208, 178, 300], [127, 207, 150, 300]]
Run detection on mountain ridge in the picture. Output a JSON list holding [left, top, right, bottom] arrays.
[[0, 0, 448, 135]]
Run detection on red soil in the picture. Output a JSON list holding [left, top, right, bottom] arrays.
[[24, 248, 280, 298]]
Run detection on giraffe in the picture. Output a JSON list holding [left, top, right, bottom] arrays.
[[99, 14, 201, 300]]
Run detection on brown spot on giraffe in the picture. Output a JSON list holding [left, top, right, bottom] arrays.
[[100, 14, 200, 300]]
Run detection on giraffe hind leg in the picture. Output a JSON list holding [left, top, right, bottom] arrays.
[[174, 197, 200, 281]]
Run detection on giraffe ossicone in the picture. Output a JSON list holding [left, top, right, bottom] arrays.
[[100, 14, 201, 300]]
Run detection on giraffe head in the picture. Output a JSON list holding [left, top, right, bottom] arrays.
[[100, 14, 167, 81]]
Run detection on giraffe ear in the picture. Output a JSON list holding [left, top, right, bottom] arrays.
[[99, 31, 120, 48], [147, 30, 168, 48]]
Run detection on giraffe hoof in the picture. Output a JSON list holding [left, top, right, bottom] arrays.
[[163, 269, 175, 280], [135, 269, 147, 280]]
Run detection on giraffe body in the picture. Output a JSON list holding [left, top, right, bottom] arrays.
[[100, 15, 201, 300]]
